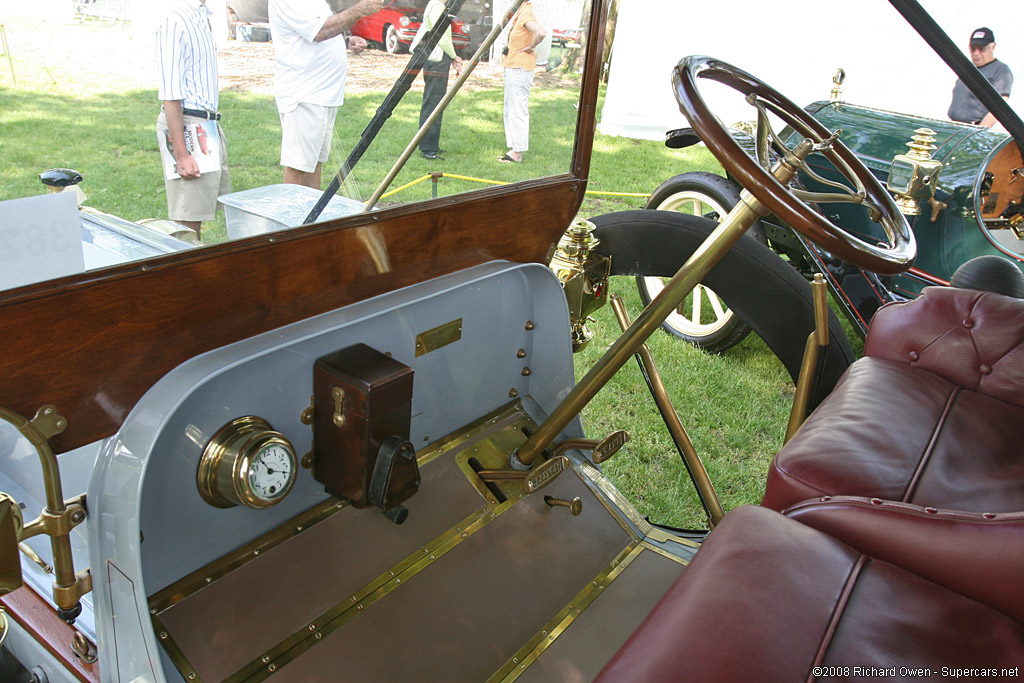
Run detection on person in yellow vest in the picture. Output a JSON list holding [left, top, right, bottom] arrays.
[[498, 0, 546, 163]]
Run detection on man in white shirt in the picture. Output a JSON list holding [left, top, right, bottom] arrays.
[[269, 0, 384, 190], [155, 0, 228, 238]]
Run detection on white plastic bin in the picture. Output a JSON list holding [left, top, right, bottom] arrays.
[[219, 185, 366, 239]]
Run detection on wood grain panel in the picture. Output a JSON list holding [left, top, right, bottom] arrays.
[[0, 180, 583, 453], [0, 0, 611, 456], [982, 138, 1024, 217]]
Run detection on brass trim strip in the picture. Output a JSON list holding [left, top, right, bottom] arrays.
[[489, 543, 645, 683], [576, 461, 700, 550], [148, 498, 348, 613], [232, 497, 519, 683], [639, 541, 691, 566]]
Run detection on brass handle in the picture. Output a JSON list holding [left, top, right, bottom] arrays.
[[544, 496, 582, 516], [331, 387, 346, 428]]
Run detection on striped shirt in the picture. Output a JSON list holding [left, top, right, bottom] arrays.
[[155, 0, 219, 111]]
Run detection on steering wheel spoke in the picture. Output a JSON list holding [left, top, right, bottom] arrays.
[[676, 56, 915, 274]]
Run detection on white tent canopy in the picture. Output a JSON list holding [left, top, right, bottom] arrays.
[[601, 0, 1024, 140]]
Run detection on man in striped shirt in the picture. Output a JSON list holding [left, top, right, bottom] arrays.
[[155, 0, 229, 238]]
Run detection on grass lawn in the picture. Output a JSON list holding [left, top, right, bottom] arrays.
[[0, 20, 827, 529]]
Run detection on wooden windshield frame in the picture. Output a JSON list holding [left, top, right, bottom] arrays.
[[0, 1, 609, 454]]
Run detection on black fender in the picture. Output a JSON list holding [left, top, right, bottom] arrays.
[[590, 209, 855, 410]]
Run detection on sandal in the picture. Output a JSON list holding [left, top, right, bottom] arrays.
[[498, 153, 522, 163]]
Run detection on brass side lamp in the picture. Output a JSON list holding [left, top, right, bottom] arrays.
[[549, 219, 611, 352], [887, 128, 945, 218]]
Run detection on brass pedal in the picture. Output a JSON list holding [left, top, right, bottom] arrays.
[[551, 430, 630, 464]]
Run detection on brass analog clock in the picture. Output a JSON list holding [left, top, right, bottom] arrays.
[[197, 416, 298, 509]]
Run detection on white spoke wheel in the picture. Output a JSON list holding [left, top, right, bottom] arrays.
[[637, 172, 764, 353], [383, 24, 405, 54]]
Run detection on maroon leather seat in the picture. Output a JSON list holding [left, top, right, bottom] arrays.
[[596, 500, 1024, 682], [763, 287, 1024, 513]]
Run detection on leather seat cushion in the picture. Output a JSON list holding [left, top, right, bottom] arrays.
[[594, 505, 1024, 682], [762, 356, 1024, 513]]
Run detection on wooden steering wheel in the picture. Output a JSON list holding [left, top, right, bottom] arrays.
[[673, 56, 916, 275]]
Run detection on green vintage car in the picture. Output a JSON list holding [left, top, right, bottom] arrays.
[[639, 65, 1024, 352]]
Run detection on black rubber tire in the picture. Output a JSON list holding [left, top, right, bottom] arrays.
[[639, 172, 766, 353], [593, 209, 854, 412]]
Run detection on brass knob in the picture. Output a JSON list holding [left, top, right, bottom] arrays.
[[544, 496, 582, 516]]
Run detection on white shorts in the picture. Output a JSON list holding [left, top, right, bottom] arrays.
[[279, 102, 338, 173]]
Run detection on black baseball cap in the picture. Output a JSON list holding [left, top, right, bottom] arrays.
[[969, 27, 995, 46]]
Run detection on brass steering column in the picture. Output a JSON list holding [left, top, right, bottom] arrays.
[[513, 139, 816, 468]]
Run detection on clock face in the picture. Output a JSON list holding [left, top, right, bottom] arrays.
[[247, 442, 295, 502], [197, 417, 299, 509]]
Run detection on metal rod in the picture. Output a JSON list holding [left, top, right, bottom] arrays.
[[0, 406, 86, 620], [514, 139, 815, 468], [303, 0, 468, 224], [363, 0, 527, 211], [785, 273, 829, 442], [610, 295, 724, 528]]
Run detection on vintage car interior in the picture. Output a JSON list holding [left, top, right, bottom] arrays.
[[0, 0, 1021, 681]]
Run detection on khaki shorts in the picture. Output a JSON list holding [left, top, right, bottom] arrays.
[[280, 102, 338, 173], [157, 111, 231, 222]]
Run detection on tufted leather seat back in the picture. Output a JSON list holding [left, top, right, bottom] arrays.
[[863, 287, 1024, 408]]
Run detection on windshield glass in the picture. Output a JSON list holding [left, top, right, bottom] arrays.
[[0, 0, 591, 293]]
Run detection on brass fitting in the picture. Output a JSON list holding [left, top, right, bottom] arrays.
[[549, 219, 611, 352]]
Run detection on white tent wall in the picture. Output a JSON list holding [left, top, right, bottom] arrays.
[[600, 0, 1024, 140]]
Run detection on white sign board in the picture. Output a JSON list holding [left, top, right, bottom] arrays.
[[0, 192, 85, 291]]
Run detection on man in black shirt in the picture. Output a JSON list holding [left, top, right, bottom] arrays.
[[948, 27, 1013, 128]]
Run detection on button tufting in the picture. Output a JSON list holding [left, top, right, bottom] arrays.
[[979, 364, 991, 375], [908, 351, 919, 362], [962, 318, 974, 328]]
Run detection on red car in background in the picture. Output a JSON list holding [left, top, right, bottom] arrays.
[[351, 2, 471, 54], [551, 27, 580, 47]]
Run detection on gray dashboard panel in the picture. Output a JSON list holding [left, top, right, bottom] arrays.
[[85, 261, 580, 681]]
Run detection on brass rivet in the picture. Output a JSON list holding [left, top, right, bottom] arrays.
[[262, 656, 270, 663], [516, 349, 527, 358], [268, 664, 277, 672], [522, 367, 531, 376], [159, 632, 167, 639], [509, 388, 519, 398], [525, 321, 535, 330]]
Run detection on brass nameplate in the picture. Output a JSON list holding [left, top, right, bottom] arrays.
[[415, 318, 463, 357]]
